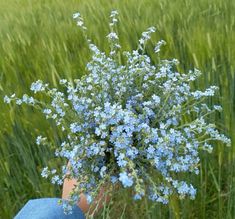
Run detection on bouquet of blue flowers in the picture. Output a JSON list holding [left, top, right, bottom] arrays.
[[4, 10, 230, 215]]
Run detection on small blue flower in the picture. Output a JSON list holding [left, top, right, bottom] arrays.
[[85, 193, 93, 204], [41, 167, 49, 178], [30, 80, 46, 93], [119, 172, 133, 188], [3, 95, 11, 104]]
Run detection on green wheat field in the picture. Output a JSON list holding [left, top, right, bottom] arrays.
[[0, 0, 235, 218]]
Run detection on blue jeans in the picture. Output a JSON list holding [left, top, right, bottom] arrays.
[[14, 198, 85, 219]]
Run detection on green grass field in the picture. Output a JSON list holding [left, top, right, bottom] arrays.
[[0, 0, 235, 218]]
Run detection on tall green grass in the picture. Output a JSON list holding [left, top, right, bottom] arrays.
[[0, 0, 234, 218]]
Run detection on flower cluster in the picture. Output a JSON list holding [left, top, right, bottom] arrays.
[[4, 10, 230, 213]]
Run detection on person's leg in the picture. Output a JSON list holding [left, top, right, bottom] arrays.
[[14, 198, 85, 219]]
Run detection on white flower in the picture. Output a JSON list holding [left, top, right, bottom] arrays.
[[77, 20, 84, 27]]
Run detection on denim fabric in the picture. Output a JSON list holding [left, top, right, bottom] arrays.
[[14, 198, 85, 219]]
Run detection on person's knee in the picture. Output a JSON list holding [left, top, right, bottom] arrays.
[[14, 198, 85, 219]]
